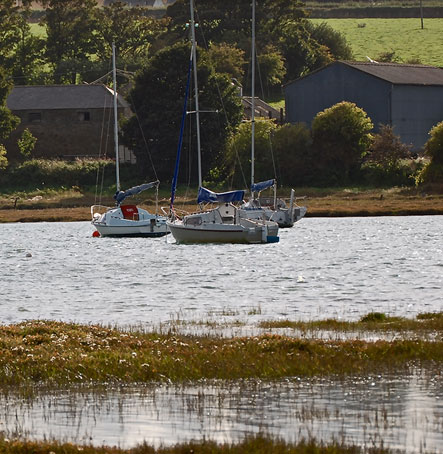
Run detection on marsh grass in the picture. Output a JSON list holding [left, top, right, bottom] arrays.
[[259, 311, 443, 335], [0, 435, 394, 454], [1, 314, 441, 387]]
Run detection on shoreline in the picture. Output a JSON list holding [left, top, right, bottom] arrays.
[[1, 205, 443, 224], [1, 189, 443, 223]]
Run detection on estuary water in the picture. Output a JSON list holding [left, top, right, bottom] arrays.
[[0, 216, 442, 452], [1, 216, 442, 327]]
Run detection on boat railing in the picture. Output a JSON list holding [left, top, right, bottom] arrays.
[[91, 205, 110, 220]]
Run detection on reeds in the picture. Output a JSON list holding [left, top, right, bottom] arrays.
[[0, 434, 394, 454]]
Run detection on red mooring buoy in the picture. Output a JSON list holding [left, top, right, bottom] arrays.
[[92, 230, 100, 238]]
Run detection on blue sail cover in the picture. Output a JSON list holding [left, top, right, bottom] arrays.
[[114, 181, 159, 205], [197, 187, 245, 204], [251, 179, 275, 193]]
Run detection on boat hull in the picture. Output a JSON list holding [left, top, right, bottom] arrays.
[[91, 205, 168, 238], [266, 205, 307, 228], [93, 223, 169, 238], [167, 221, 278, 244]]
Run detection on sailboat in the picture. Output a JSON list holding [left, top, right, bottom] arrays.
[[91, 43, 168, 238], [240, 0, 307, 228], [166, 0, 279, 244]]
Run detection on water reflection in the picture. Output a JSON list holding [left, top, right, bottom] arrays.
[[1, 370, 441, 452]]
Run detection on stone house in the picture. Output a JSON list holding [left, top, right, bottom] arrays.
[[5, 84, 134, 162]]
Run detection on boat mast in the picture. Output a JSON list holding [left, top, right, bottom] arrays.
[[189, 0, 202, 188], [251, 0, 256, 194], [112, 42, 120, 192]]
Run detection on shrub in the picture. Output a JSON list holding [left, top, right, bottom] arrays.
[[362, 124, 415, 185], [424, 121, 443, 165], [4, 159, 120, 189], [271, 122, 314, 187], [416, 121, 443, 186], [17, 128, 37, 158], [311, 101, 373, 186]]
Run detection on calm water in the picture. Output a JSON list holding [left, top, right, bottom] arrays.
[[1, 216, 442, 327], [1, 370, 442, 452]]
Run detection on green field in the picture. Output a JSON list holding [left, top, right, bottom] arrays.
[[310, 18, 443, 66]]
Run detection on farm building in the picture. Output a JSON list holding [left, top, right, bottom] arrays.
[[284, 61, 443, 150], [5, 84, 135, 163]]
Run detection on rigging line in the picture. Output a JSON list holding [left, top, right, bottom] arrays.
[[194, 7, 248, 190], [128, 91, 159, 182], [255, 46, 278, 182], [95, 68, 113, 205]]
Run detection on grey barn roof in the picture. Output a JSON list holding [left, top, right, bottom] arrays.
[[7, 84, 130, 110], [342, 61, 443, 86]]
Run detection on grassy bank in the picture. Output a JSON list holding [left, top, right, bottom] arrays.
[[1, 313, 441, 387], [0, 435, 396, 454], [1, 186, 443, 223]]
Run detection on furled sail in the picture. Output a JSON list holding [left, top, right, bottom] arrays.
[[114, 181, 159, 205], [197, 187, 245, 204], [251, 179, 275, 193]]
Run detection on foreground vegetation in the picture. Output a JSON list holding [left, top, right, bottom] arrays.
[[1, 313, 441, 387], [0, 435, 395, 454]]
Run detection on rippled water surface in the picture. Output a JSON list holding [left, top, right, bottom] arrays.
[[1, 216, 442, 326], [1, 371, 441, 452], [1, 217, 443, 452]]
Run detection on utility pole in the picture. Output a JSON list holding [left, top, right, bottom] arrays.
[[420, 0, 424, 29]]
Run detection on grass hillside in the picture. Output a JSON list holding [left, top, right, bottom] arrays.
[[310, 18, 443, 66]]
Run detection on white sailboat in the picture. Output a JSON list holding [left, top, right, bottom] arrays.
[[240, 0, 307, 228], [91, 43, 168, 238], [166, 0, 279, 244]]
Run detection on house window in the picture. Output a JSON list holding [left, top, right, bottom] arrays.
[[28, 112, 41, 123], [78, 111, 91, 121]]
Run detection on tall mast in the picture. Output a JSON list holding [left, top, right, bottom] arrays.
[[190, 0, 202, 188], [251, 0, 256, 191], [112, 42, 120, 192]]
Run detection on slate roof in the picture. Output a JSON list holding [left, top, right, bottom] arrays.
[[285, 61, 443, 88], [343, 61, 443, 85], [6, 84, 130, 110]]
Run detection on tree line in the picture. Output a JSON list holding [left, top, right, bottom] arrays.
[[1, 0, 441, 189]]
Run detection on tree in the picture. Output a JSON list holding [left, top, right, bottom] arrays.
[[0, 66, 20, 161], [11, 8, 45, 85], [167, 0, 315, 84], [311, 102, 373, 185], [95, 1, 168, 70], [271, 122, 313, 187], [0, 0, 21, 69], [120, 42, 243, 184], [254, 45, 286, 98], [306, 21, 353, 61], [225, 119, 277, 188], [206, 43, 246, 81], [42, 0, 99, 84], [366, 124, 411, 170], [17, 128, 37, 159]]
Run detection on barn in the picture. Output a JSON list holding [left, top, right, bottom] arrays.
[[284, 61, 443, 150]]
